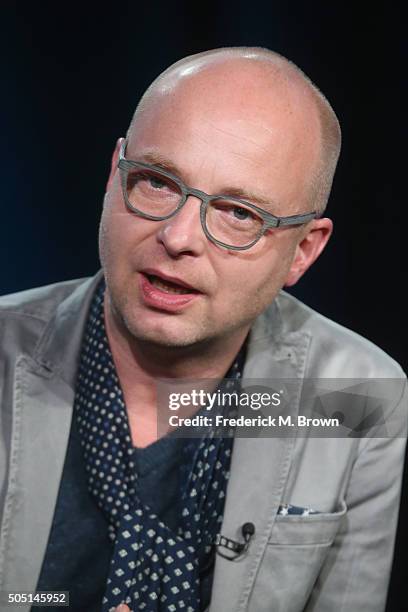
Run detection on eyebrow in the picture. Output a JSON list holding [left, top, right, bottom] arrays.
[[128, 149, 281, 211]]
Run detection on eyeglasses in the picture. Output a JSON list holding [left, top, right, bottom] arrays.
[[118, 140, 318, 251]]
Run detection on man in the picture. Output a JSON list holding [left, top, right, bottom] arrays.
[[0, 47, 406, 612]]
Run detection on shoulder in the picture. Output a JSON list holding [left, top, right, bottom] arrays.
[[0, 278, 88, 321], [273, 290, 405, 379], [0, 277, 92, 357]]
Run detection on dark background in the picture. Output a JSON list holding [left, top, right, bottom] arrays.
[[1, 2, 406, 609]]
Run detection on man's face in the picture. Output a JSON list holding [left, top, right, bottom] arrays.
[[99, 63, 322, 348]]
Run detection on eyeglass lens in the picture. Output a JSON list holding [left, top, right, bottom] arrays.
[[125, 167, 264, 248]]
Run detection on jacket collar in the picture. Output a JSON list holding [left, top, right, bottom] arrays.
[[33, 270, 104, 385]]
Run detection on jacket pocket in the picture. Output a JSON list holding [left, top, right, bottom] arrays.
[[248, 501, 347, 612], [269, 500, 347, 546]]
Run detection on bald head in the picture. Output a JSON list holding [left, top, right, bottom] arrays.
[[127, 47, 341, 214]]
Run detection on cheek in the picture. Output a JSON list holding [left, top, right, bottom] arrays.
[[99, 198, 141, 263], [98, 208, 110, 267], [215, 245, 295, 311], [99, 206, 120, 262], [99, 204, 132, 277]]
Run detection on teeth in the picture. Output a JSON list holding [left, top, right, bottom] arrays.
[[149, 275, 191, 294]]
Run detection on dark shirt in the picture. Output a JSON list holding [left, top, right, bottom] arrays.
[[35, 416, 112, 612]]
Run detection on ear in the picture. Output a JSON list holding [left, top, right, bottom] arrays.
[[284, 218, 333, 287], [106, 137, 125, 193]]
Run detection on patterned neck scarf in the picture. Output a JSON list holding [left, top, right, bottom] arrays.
[[74, 281, 244, 612]]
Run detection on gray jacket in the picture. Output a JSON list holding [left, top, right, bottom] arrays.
[[0, 272, 406, 612]]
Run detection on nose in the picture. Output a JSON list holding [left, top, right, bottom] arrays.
[[156, 195, 206, 257]]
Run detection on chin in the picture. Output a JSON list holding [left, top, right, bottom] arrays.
[[124, 316, 210, 349]]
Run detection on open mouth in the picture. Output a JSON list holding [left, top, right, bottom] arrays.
[[145, 274, 199, 295]]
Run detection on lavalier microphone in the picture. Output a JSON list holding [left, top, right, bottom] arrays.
[[214, 522, 255, 560]]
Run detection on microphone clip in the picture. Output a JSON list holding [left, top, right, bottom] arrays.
[[214, 522, 255, 560]]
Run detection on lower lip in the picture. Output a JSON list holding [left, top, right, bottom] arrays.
[[139, 273, 201, 312]]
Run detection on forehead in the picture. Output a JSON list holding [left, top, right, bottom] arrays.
[[127, 61, 321, 213]]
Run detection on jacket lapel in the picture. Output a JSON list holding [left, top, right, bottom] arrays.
[[0, 274, 102, 602], [209, 299, 311, 612]]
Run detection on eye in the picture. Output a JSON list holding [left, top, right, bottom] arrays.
[[233, 207, 251, 221], [211, 200, 260, 225], [148, 175, 167, 190]]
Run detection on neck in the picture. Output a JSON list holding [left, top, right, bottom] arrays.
[[103, 299, 249, 446], [104, 303, 248, 382]]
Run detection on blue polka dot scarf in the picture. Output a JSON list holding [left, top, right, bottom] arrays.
[[74, 281, 244, 611]]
